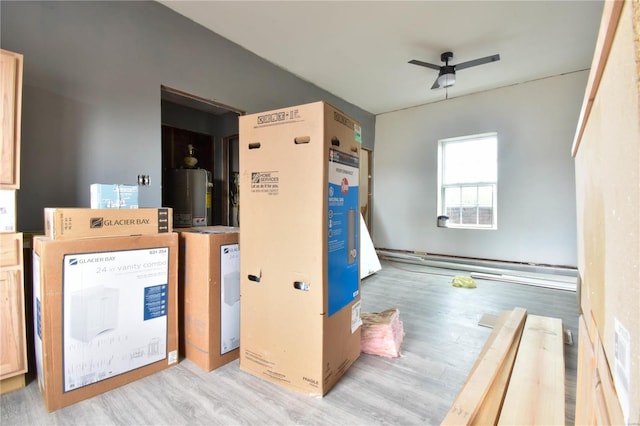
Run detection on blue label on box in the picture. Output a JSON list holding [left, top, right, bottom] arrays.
[[327, 149, 359, 316], [144, 284, 168, 320]]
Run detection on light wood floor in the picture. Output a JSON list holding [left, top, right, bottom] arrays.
[[0, 259, 579, 425]]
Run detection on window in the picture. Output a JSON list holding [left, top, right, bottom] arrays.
[[437, 133, 497, 229]]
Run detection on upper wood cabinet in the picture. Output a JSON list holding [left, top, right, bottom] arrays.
[[0, 49, 23, 190]]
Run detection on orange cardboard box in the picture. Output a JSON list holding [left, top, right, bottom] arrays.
[[32, 233, 179, 411], [178, 226, 240, 371]]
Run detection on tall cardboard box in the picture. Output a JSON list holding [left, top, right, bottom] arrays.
[[178, 227, 240, 371], [238, 101, 362, 396], [32, 233, 179, 411]]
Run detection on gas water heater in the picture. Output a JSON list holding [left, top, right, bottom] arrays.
[[165, 168, 213, 227]]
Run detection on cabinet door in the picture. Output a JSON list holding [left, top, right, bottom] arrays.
[[0, 268, 27, 379], [0, 49, 23, 189]]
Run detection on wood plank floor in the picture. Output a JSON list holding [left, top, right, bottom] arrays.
[[0, 259, 579, 425]]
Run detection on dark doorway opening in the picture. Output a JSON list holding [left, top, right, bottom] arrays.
[[160, 86, 243, 226]]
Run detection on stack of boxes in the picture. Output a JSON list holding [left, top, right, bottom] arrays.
[[29, 100, 362, 410], [238, 101, 363, 395], [32, 208, 179, 411]]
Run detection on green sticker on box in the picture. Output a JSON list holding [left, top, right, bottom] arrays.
[[354, 124, 362, 144]]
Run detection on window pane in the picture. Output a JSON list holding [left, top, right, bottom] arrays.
[[447, 207, 461, 224], [478, 185, 493, 206], [461, 207, 477, 224], [461, 186, 478, 206], [479, 207, 493, 225], [443, 137, 497, 184], [444, 187, 460, 206]]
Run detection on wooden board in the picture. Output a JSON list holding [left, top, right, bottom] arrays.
[[497, 315, 565, 425], [441, 307, 527, 425], [472, 313, 522, 425]]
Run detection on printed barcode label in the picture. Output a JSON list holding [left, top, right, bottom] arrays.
[[351, 301, 362, 333]]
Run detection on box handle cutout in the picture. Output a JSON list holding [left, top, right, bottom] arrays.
[[294, 136, 310, 144], [293, 281, 310, 291], [248, 142, 261, 150], [331, 137, 340, 146]]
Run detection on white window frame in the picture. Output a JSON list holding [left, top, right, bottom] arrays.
[[437, 132, 498, 230]]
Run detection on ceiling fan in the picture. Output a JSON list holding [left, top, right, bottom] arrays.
[[409, 51, 500, 90]]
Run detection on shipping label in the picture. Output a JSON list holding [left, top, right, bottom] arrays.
[[250, 171, 279, 195]]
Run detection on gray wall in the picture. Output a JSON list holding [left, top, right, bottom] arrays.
[[373, 72, 586, 267], [1, 1, 375, 232]]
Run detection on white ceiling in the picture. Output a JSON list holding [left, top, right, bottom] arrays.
[[159, 1, 604, 115]]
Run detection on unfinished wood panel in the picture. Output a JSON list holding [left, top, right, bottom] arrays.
[[442, 307, 526, 425], [575, 315, 596, 425], [498, 315, 564, 425], [571, 0, 624, 155], [574, 1, 640, 421], [594, 331, 625, 425], [0, 268, 27, 380], [0, 49, 22, 190]]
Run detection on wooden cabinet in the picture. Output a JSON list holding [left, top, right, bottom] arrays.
[[0, 48, 26, 395], [0, 233, 26, 380], [0, 49, 23, 190]]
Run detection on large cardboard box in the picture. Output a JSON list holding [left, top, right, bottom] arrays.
[[44, 207, 172, 240], [238, 101, 362, 396], [32, 233, 179, 411], [178, 226, 240, 371]]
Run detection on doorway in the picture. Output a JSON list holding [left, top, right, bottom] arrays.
[[160, 86, 244, 226], [360, 147, 373, 232]]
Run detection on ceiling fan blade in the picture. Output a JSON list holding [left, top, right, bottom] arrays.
[[431, 77, 441, 90], [408, 59, 441, 71], [455, 54, 500, 71]]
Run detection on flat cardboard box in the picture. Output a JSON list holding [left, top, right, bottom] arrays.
[[90, 184, 139, 209], [44, 207, 172, 240], [178, 226, 240, 371], [32, 233, 179, 411], [238, 101, 362, 396]]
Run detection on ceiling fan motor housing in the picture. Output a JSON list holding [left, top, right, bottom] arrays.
[[440, 65, 455, 76]]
